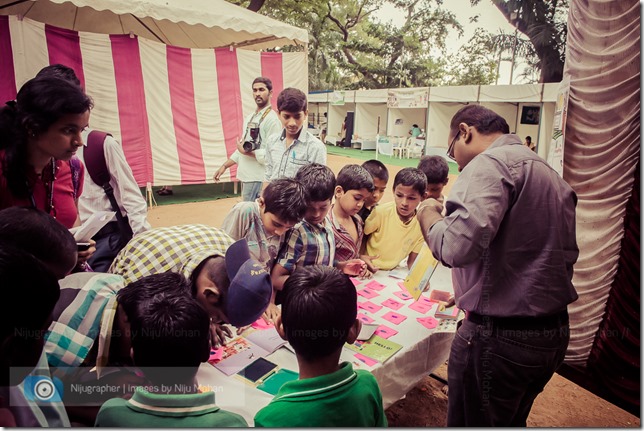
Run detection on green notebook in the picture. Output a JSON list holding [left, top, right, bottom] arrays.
[[257, 368, 299, 395], [345, 335, 403, 363]]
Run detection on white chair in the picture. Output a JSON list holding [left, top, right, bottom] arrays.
[[389, 136, 405, 158], [394, 137, 412, 158], [375, 135, 393, 159], [407, 138, 425, 158]]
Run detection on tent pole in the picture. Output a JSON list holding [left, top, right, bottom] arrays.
[[0, 1, 28, 11], [131, 15, 164, 43]]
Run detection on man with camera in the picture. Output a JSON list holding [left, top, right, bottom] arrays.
[[214, 77, 282, 201]]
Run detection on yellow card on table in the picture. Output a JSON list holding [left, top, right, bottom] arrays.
[[403, 244, 439, 301]]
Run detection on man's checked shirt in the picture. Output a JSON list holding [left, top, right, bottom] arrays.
[[109, 224, 234, 284]]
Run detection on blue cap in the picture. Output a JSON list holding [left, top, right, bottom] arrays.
[[224, 239, 272, 327]]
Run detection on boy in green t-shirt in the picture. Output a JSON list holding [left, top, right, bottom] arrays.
[[254, 266, 387, 427], [95, 273, 247, 427]]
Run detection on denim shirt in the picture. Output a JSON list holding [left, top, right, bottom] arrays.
[[263, 129, 326, 181]]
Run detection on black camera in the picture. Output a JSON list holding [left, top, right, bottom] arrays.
[[243, 124, 261, 152]]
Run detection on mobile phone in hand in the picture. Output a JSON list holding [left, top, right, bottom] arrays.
[[77, 242, 91, 252]]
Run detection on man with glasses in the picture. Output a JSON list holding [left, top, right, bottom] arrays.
[[417, 105, 579, 426]]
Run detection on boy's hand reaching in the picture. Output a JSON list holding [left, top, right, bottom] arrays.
[[341, 258, 367, 276], [262, 303, 281, 324], [210, 320, 232, 348], [358, 266, 373, 279], [360, 254, 380, 273]]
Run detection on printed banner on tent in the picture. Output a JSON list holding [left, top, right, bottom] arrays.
[[329, 91, 346, 105], [387, 88, 428, 108], [0, 15, 307, 186], [546, 75, 570, 177]]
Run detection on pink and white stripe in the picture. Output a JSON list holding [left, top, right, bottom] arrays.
[[0, 15, 307, 186]]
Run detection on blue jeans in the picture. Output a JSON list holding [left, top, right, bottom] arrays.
[[447, 313, 569, 426], [88, 231, 127, 272], [242, 181, 262, 201]]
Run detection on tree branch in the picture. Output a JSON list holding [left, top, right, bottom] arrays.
[[247, 0, 265, 12], [326, 2, 349, 41]]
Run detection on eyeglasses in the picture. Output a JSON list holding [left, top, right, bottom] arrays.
[[447, 132, 459, 161]]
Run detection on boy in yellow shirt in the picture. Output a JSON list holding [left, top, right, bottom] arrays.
[[363, 167, 427, 270]]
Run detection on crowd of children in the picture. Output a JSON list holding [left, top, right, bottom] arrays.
[[0, 71, 452, 427]]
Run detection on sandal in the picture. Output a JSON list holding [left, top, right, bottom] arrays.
[[156, 187, 173, 196]]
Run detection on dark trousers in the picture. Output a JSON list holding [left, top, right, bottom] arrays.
[[446, 312, 569, 427], [87, 223, 129, 272]]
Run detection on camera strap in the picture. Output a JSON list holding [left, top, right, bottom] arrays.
[[256, 106, 272, 126], [245, 107, 273, 142]]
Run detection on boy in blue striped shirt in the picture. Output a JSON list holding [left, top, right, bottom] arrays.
[[271, 164, 366, 294], [271, 163, 336, 292]]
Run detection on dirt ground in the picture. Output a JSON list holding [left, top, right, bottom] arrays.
[[146, 154, 639, 427]]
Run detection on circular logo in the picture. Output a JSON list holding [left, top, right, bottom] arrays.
[[34, 378, 56, 401]]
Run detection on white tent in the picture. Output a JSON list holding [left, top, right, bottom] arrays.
[[0, 0, 308, 49], [354, 89, 388, 140], [427, 83, 558, 159], [326, 91, 355, 145], [0, 1, 308, 186], [312, 83, 558, 158]]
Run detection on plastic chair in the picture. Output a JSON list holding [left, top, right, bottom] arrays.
[[375, 135, 393, 159], [394, 137, 412, 158], [408, 139, 425, 158]]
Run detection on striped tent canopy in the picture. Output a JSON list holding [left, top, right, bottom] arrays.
[[0, 0, 308, 49], [0, 6, 307, 186]]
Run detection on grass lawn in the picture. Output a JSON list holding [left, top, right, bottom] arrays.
[[325, 145, 460, 175], [143, 145, 459, 206]]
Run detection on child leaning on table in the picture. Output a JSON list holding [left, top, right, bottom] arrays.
[[363, 167, 427, 270], [329, 164, 376, 275], [95, 272, 247, 427], [254, 265, 387, 427], [222, 178, 307, 322], [417, 155, 449, 203], [222, 178, 307, 273], [271, 163, 366, 293]]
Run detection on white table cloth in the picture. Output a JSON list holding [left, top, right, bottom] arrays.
[[196, 264, 456, 425]]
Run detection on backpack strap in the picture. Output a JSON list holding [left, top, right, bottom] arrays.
[[84, 131, 112, 187], [84, 131, 133, 245], [68, 157, 82, 200]]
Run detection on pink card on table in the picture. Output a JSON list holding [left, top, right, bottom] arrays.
[[418, 296, 435, 306], [251, 318, 273, 330], [417, 316, 439, 329], [382, 298, 404, 310], [209, 348, 224, 362], [409, 301, 433, 314], [393, 290, 413, 301], [354, 353, 378, 367], [357, 313, 375, 324], [358, 301, 383, 313], [364, 280, 386, 291], [397, 281, 407, 291], [350, 277, 362, 287], [382, 311, 408, 325], [357, 288, 379, 299], [375, 325, 398, 339]]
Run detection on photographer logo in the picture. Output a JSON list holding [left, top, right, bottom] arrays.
[[24, 376, 63, 402]]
